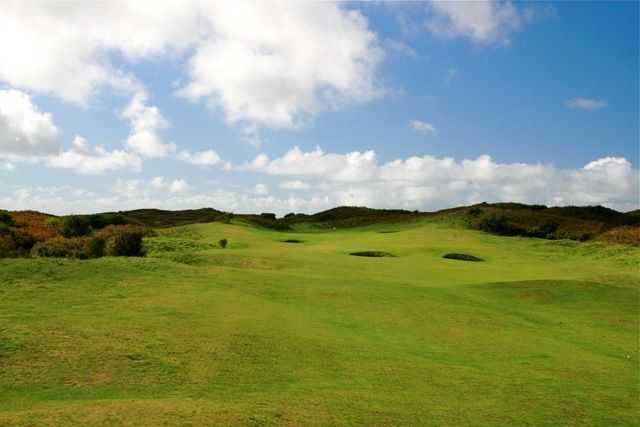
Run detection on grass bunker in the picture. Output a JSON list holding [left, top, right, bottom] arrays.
[[350, 251, 396, 257], [443, 253, 484, 262]]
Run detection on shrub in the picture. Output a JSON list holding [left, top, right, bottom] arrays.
[[31, 236, 104, 259], [468, 207, 483, 217], [0, 234, 17, 258], [85, 237, 106, 258], [101, 225, 145, 257], [0, 210, 14, 226], [260, 213, 277, 220], [219, 238, 228, 249], [87, 213, 129, 229], [477, 215, 522, 236], [55, 215, 92, 237]]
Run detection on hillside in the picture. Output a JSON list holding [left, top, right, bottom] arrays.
[[1, 203, 639, 260]]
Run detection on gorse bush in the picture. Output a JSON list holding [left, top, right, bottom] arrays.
[[87, 213, 129, 229], [100, 225, 146, 257], [219, 238, 228, 249], [0, 210, 14, 226], [53, 215, 92, 238], [31, 236, 105, 259]]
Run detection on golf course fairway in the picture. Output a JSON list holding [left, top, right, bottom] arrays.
[[0, 220, 638, 426]]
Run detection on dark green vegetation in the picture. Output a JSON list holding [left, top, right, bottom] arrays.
[[0, 210, 638, 426], [442, 253, 484, 262], [4, 203, 637, 260]]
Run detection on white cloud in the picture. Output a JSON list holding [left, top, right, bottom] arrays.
[[566, 98, 607, 111], [0, 90, 144, 174], [178, 2, 384, 128], [280, 180, 311, 191], [46, 136, 142, 174], [122, 92, 175, 157], [245, 146, 639, 212], [0, 2, 198, 103], [147, 176, 190, 194], [409, 120, 436, 134], [169, 178, 189, 194], [4, 152, 637, 216], [0, 89, 58, 156], [426, 0, 522, 45], [177, 149, 230, 169], [243, 146, 378, 182], [0, 2, 384, 129], [253, 183, 269, 196], [151, 176, 165, 189]]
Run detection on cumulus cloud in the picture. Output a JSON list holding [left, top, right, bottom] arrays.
[[409, 120, 436, 134], [147, 176, 190, 194], [565, 98, 607, 111], [280, 180, 311, 190], [426, 0, 522, 45], [243, 146, 378, 182], [0, 90, 144, 174], [177, 149, 230, 169], [0, 182, 334, 216], [169, 178, 190, 194], [0, 89, 58, 156], [0, 2, 384, 129], [245, 146, 639, 212], [0, 2, 198, 103], [122, 92, 175, 157], [46, 136, 142, 174], [178, 2, 383, 128]]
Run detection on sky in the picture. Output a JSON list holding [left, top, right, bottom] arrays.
[[0, 0, 638, 215]]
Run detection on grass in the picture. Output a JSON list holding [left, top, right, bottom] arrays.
[[0, 220, 638, 426]]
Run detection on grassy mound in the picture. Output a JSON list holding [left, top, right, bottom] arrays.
[[350, 251, 396, 257], [443, 252, 484, 262]]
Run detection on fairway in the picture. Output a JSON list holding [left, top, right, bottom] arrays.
[[0, 220, 638, 426]]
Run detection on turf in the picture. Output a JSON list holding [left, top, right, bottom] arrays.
[[0, 220, 638, 426]]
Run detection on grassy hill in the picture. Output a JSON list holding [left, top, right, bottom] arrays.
[[0, 218, 638, 426]]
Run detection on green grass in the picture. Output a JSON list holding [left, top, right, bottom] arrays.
[[0, 221, 638, 426]]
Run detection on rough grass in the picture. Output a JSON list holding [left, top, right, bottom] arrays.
[[0, 221, 638, 426]]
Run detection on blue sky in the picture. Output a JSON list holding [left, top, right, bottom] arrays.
[[0, 1, 637, 214]]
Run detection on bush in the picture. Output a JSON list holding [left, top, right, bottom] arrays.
[[477, 215, 522, 236], [468, 207, 483, 217], [219, 238, 228, 249], [0, 234, 17, 258], [85, 237, 106, 258], [31, 236, 104, 259], [87, 213, 129, 229], [0, 210, 14, 226], [100, 225, 145, 256], [55, 215, 92, 237]]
